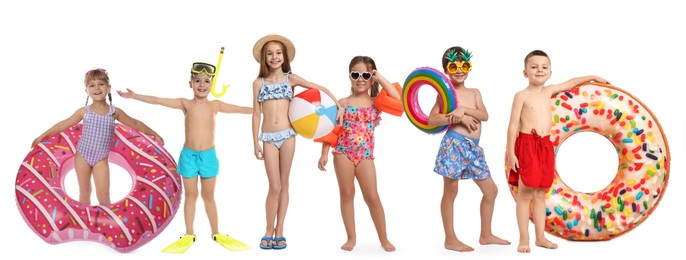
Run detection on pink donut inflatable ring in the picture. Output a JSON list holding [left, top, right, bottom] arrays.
[[15, 123, 183, 252], [505, 82, 670, 241]]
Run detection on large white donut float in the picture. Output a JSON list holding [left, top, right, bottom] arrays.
[[505, 82, 670, 240], [16, 123, 183, 252]]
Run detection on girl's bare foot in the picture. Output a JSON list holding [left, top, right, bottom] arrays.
[[535, 238, 558, 249], [517, 241, 530, 253], [341, 239, 356, 251], [479, 234, 511, 245], [445, 239, 474, 252], [380, 239, 395, 252]]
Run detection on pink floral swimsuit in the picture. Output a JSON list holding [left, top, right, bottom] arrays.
[[332, 104, 381, 165]]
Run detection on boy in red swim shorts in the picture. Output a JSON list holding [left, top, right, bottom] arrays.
[[506, 50, 607, 253], [507, 129, 554, 189]]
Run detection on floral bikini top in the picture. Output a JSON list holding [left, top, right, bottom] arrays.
[[257, 73, 293, 103]]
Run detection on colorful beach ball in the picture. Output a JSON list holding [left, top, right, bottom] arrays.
[[289, 88, 338, 139]]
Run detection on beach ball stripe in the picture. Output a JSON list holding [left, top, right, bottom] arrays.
[[289, 88, 338, 139]]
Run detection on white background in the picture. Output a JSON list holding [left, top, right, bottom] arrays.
[[1, 0, 683, 259]]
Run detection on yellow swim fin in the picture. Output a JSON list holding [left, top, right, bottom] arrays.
[[213, 234, 251, 251], [161, 234, 196, 254]]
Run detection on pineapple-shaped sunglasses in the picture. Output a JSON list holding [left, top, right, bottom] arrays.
[[445, 49, 473, 74]]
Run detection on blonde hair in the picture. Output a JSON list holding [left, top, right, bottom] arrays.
[[84, 68, 112, 106]]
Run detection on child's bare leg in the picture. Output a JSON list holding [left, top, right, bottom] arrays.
[[356, 160, 395, 252], [333, 154, 357, 251], [474, 178, 510, 245], [262, 144, 281, 242], [92, 158, 111, 205], [200, 177, 218, 234], [533, 188, 557, 249], [441, 177, 473, 252], [182, 177, 199, 235], [74, 154, 93, 205], [274, 138, 295, 248], [516, 179, 534, 253]]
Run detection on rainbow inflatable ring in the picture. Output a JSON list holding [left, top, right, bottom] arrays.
[[505, 82, 670, 241], [402, 67, 457, 134], [15, 123, 182, 252]]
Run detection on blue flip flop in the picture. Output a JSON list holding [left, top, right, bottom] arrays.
[[259, 236, 273, 249], [273, 236, 287, 249]]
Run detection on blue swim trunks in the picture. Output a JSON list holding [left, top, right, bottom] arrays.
[[434, 130, 491, 180], [178, 146, 219, 179]]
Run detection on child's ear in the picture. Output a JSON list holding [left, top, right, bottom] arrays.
[[523, 69, 527, 78]]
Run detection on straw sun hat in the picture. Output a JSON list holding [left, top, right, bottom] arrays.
[[252, 34, 296, 63]]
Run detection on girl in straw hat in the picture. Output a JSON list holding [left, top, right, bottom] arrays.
[[251, 34, 341, 250]]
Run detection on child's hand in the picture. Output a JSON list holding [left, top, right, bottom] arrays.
[[446, 107, 465, 125], [461, 115, 480, 132], [593, 76, 609, 84], [31, 136, 43, 148], [254, 144, 264, 160], [336, 106, 344, 125], [152, 134, 164, 145], [117, 88, 136, 99], [318, 155, 328, 171], [371, 69, 380, 82], [508, 154, 519, 172]]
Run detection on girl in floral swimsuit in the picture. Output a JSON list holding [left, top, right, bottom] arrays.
[[333, 102, 380, 165], [317, 56, 400, 252]]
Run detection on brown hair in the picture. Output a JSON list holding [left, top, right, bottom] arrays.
[[258, 41, 292, 78], [83, 68, 112, 106], [441, 46, 465, 73], [348, 56, 380, 98], [524, 50, 549, 66]]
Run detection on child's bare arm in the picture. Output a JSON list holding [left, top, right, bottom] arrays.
[[117, 88, 184, 110], [457, 89, 489, 122], [318, 143, 331, 171], [549, 75, 609, 94], [427, 96, 454, 126], [460, 115, 480, 132], [373, 70, 400, 99], [217, 101, 253, 114], [252, 79, 264, 160], [114, 108, 164, 145], [506, 92, 525, 171], [290, 73, 343, 124], [290, 74, 342, 108], [32, 108, 86, 147]]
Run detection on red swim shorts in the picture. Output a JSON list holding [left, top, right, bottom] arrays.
[[508, 130, 554, 189]]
